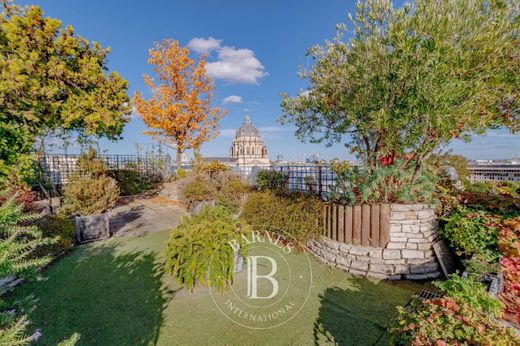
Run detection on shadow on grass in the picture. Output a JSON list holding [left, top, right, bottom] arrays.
[[313, 277, 403, 346], [10, 242, 175, 346]]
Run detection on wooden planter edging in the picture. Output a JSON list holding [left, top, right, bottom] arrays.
[[323, 203, 390, 248]]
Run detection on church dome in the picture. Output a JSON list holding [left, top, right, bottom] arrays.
[[236, 116, 260, 138]]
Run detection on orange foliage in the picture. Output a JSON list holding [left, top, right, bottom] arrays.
[[133, 39, 226, 167]]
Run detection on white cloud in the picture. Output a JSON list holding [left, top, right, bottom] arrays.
[[222, 95, 242, 104], [187, 37, 267, 84], [187, 37, 221, 54], [206, 46, 267, 84], [219, 128, 236, 138]]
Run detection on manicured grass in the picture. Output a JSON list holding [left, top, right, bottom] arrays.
[[9, 230, 424, 345]]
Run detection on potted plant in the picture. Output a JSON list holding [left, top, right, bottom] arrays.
[[60, 149, 119, 243]]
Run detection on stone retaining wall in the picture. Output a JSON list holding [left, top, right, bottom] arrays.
[[307, 203, 441, 280]]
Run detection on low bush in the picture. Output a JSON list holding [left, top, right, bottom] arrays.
[[390, 295, 518, 345], [180, 173, 217, 206], [256, 170, 288, 192], [457, 191, 520, 217], [61, 174, 119, 216], [112, 166, 158, 196], [391, 274, 518, 345], [214, 172, 249, 212], [165, 206, 248, 292], [169, 168, 189, 182], [32, 214, 76, 257], [439, 206, 501, 263], [434, 275, 503, 316], [61, 150, 119, 216], [179, 170, 249, 213], [242, 191, 322, 244], [498, 216, 520, 327], [192, 159, 229, 177]]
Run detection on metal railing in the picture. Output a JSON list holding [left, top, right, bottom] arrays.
[[41, 154, 339, 198], [230, 164, 338, 198], [41, 154, 175, 185]]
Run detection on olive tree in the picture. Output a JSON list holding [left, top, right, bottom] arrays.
[[281, 0, 519, 185]]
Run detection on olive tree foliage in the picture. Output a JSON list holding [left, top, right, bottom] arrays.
[[0, 1, 131, 182], [281, 0, 519, 180]]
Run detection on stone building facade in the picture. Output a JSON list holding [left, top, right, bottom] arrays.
[[230, 116, 270, 167]]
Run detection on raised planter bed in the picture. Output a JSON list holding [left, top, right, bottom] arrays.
[[75, 212, 110, 244], [308, 203, 441, 280]]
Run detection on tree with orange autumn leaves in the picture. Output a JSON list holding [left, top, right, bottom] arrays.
[[133, 39, 226, 169]]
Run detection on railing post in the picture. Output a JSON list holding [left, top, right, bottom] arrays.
[[318, 165, 323, 198]]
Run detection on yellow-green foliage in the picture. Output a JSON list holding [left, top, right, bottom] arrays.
[[192, 159, 229, 177], [242, 191, 322, 244], [180, 170, 249, 212], [165, 206, 248, 292], [0, 3, 130, 182], [180, 173, 217, 205], [61, 150, 119, 216]]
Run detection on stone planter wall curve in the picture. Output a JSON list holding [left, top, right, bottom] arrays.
[[307, 203, 441, 280]]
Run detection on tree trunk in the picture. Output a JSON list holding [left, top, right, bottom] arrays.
[[176, 148, 182, 171]]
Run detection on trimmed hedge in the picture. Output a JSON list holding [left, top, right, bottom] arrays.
[[241, 191, 322, 244]]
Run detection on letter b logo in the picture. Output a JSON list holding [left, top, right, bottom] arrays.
[[246, 256, 279, 299]]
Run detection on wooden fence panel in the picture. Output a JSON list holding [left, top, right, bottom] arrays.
[[345, 206, 353, 243], [370, 204, 380, 247], [379, 204, 390, 247], [322, 203, 390, 248], [337, 205, 345, 242], [353, 205, 362, 245], [361, 204, 371, 246], [332, 204, 338, 241]]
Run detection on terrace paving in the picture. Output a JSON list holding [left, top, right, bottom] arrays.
[[109, 195, 187, 237]]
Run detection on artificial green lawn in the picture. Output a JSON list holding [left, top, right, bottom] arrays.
[[9, 230, 424, 345]]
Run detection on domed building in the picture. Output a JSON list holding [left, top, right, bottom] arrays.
[[230, 116, 270, 167]]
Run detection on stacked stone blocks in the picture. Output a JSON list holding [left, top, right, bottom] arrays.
[[307, 203, 441, 280]]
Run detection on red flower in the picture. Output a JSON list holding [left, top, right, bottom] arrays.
[[379, 152, 394, 166]]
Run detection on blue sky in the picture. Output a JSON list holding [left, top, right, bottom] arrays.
[[21, 0, 520, 160]]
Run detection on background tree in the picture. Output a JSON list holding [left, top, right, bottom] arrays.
[[0, 1, 131, 184], [281, 0, 519, 187], [133, 39, 226, 170]]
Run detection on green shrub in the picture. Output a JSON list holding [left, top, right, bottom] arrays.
[[439, 206, 501, 263], [256, 170, 288, 192], [192, 159, 229, 177], [180, 173, 217, 206], [391, 275, 514, 345], [61, 150, 119, 216], [165, 206, 248, 292], [170, 168, 189, 182], [330, 159, 438, 204], [214, 172, 249, 212], [0, 192, 54, 345], [61, 174, 119, 216], [32, 214, 76, 257], [242, 191, 322, 244], [180, 170, 249, 212], [390, 295, 518, 345], [112, 168, 150, 196], [434, 275, 503, 316]]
